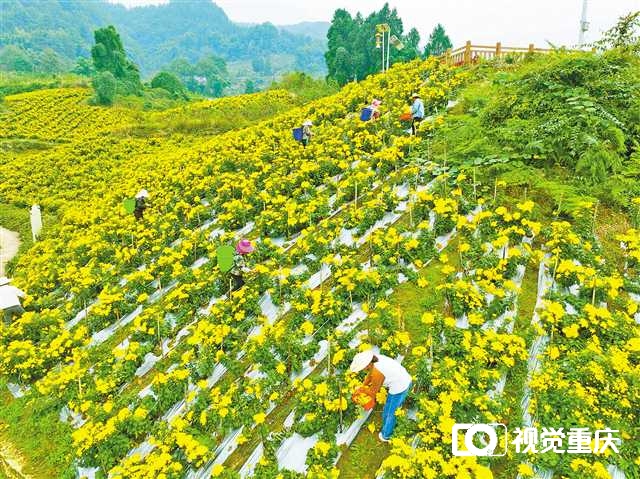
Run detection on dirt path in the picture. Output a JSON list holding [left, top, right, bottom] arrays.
[[0, 227, 21, 277], [0, 226, 28, 479]]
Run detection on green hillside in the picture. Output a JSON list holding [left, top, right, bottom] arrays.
[[0, 0, 327, 90]]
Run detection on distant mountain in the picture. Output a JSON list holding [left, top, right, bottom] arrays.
[[279, 22, 330, 41], [0, 0, 327, 89]]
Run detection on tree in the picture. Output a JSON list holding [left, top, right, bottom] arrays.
[[93, 71, 117, 105], [396, 27, 421, 63], [325, 4, 418, 85], [91, 25, 142, 95], [325, 9, 356, 85], [73, 57, 95, 76], [0, 45, 33, 72], [423, 24, 452, 58], [594, 11, 640, 53], [332, 47, 355, 84], [244, 80, 257, 94], [252, 57, 272, 75], [150, 71, 188, 99], [167, 54, 229, 97], [35, 48, 66, 73]]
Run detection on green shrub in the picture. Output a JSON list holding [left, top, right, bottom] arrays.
[[93, 70, 116, 105], [150, 71, 188, 99]]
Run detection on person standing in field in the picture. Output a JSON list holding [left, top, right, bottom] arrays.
[[134, 189, 149, 221], [231, 239, 254, 290], [410, 93, 425, 135], [301, 120, 313, 148], [350, 350, 412, 442], [0, 277, 25, 326], [360, 99, 382, 122], [370, 99, 382, 120]]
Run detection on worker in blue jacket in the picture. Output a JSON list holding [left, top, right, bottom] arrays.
[[410, 93, 425, 135]]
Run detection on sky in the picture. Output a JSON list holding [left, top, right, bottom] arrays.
[[108, 0, 640, 48]]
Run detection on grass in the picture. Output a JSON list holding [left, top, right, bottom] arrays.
[[336, 407, 389, 479], [594, 205, 631, 272], [0, 139, 58, 153], [0, 381, 75, 479]]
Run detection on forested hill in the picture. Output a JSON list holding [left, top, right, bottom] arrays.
[[0, 0, 327, 77]]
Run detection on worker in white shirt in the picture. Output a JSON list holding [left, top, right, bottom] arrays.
[[0, 277, 25, 325], [350, 350, 412, 442]]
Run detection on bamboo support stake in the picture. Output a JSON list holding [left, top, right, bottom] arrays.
[[337, 373, 344, 433], [493, 178, 498, 203], [473, 167, 477, 203], [409, 194, 414, 227], [327, 337, 331, 377], [354, 181, 358, 210], [429, 333, 433, 366], [551, 254, 560, 290]]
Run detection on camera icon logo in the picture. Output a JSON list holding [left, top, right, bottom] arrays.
[[452, 423, 508, 456]]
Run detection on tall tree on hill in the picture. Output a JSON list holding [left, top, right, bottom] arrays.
[[91, 25, 142, 95], [423, 24, 452, 58], [325, 3, 420, 85], [325, 9, 356, 84], [167, 55, 229, 98]]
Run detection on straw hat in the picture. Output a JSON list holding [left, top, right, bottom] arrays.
[[372, 99, 382, 107], [303, 119, 313, 126], [411, 92, 420, 98], [236, 239, 254, 255], [136, 189, 149, 199], [0, 277, 10, 286], [349, 350, 375, 373]]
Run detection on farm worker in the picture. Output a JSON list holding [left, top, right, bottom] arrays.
[[134, 189, 149, 221], [231, 239, 254, 290], [301, 120, 313, 148], [350, 350, 412, 442], [410, 93, 425, 135], [0, 277, 25, 326], [370, 99, 382, 120], [361, 99, 382, 121]]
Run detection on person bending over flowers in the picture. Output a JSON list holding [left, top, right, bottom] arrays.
[[350, 350, 412, 442]]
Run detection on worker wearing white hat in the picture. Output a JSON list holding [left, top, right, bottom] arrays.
[[134, 189, 150, 221], [0, 277, 25, 325], [301, 119, 313, 148], [350, 349, 412, 442], [410, 92, 425, 136]]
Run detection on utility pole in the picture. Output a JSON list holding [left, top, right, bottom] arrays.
[[578, 0, 589, 48]]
